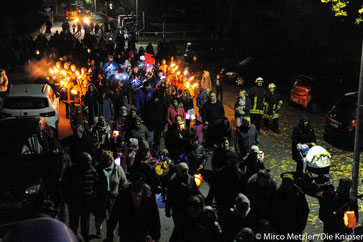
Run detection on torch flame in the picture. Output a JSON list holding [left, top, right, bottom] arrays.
[[185, 82, 190, 89], [61, 70, 67, 76], [192, 83, 198, 89], [36, 50, 40, 55], [60, 80, 65, 86], [189, 76, 195, 81], [49, 68, 54, 74], [71, 89, 78, 95], [75, 71, 80, 76]]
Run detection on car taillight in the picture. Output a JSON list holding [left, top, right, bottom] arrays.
[[347, 119, 357, 132], [40, 111, 55, 117]]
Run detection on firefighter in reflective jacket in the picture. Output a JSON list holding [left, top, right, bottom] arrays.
[[248, 77, 266, 132], [263, 83, 283, 133]]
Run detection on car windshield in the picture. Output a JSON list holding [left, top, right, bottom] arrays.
[[294, 76, 313, 87], [333, 96, 356, 116], [3, 97, 49, 109]]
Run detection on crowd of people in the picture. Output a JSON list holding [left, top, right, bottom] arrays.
[[1, 19, 362, 242]]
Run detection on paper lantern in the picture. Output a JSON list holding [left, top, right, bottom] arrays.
[[193, 173, 203, 187], [344, 211, 356, 228]]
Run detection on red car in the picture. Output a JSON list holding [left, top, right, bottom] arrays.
[[290, 74, 322, 113]]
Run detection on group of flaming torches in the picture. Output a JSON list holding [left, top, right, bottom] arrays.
[[162, 62, 199, 97], [48, 61, 90, 104]]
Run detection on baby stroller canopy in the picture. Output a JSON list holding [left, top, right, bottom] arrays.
[[304, 145, 331, 170]]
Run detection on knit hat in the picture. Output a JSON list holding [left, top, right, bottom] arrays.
[[251, 145, 259, 153], [129, 138, 139, 147]]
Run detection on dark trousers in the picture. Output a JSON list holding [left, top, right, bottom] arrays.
[[216, 85, 223, 101], [250, 113, 263, 132], [68, 202, 91, 239], [263, 118, 279, 132]]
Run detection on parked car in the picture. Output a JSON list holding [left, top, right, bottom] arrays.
[[219, 56, 290, 86], [289, 74, 323, 113], [324, 92, 358, 149], [0, 84, 59, 131], [0, 117, 59, 224]]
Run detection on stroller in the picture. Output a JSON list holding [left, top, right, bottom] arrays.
[[297, 144, 333, 196]]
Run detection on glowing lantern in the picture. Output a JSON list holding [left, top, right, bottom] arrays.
[[60, 80, 65, 86], [185, 82, 190, 89], [114, 156, 121, 166], [155, 161, 169, 176], [191, 83, 198, 89], [35, 50, 40, 55], [75, 17, 79, 22], [61, 70, 67, 76], [193, 173, 203, 187], [189, 76, 195, 81], [83, 17, 90, 25], [112, 130, 119, 137], [344, 211, 357, 228], [75, 71, 80, 76], [71, 89, 78, 95]]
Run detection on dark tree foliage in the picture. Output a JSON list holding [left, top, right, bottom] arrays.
[[0, 0, 46, 37]]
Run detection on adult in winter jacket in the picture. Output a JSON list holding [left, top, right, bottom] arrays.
[[206, 152, 246, 227], [141, 92, 167, 156], [319, 177, 358, 240], [94, 150, 128, 237], [61, 125, 95, 164], [165, 115, 191, 163], [196, 88, 210, 112], [211, 137, 234, 172], [263, 83, 283, 133], [134, 81, 154, 113], [62, 153, 98, 240], [246, 170, 277, 226], [96, 92, 115, 125], [107, 172, 161, 242], [92, 116, 112, 149], [184, 135, 207, 174], [201, 70, 212, 90], [248, 77, 266, 132], [128, 117, 149, 142], [234, 89, 251, 127], [166, 97, 186, 126], [291, 115, 316, 174], [215, 74, 224, 101], [84, 84, 99, 124], [271, 173, 309, 237], [165, 163, 201, 240], [221, 194, 254, 242], [201, 91, 225, 126], [234, 116, 259, 160]]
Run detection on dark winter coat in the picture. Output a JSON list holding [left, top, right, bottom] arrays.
[[246, 174, 277, 223], [201, 100, 225, 125], [142, 99, 166, 132], [96, 97, 115, 124], [196, 91, 209, 109], [107, 184, 161, 241], [207, 166, 246, 208], [165, 174, 200, 212], [128, 123, 149, 141], [264, 91, 283, 119], [134, 87, 154, 113], [271, 184, 309, 235], [62, 165, 98, 206], [185, 143, 207, 174], [319, 192, 358, 235], [234, 124, 259, 159], [291, 115, 316, 161], [165, 123, 191, 161]]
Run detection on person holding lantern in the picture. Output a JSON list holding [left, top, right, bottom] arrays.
[[318, 177, 358, 240], [165, 162, 201, 240], [0, 69, 9, 100]]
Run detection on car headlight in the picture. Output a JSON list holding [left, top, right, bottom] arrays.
[[25, 185, 41, 195]]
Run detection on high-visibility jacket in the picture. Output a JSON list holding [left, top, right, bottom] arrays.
[[248, 85, 266, 115], [264, 91, 283, 120]]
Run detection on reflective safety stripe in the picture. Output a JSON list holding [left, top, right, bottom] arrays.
[[251, 96, 264, 114]]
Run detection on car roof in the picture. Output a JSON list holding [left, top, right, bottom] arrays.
[[7, 84, 49, 98], [0, 117, 41, 136]]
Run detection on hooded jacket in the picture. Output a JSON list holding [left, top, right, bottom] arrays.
[[291, 115, 316, 161], [234, 124, 259, 159]]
